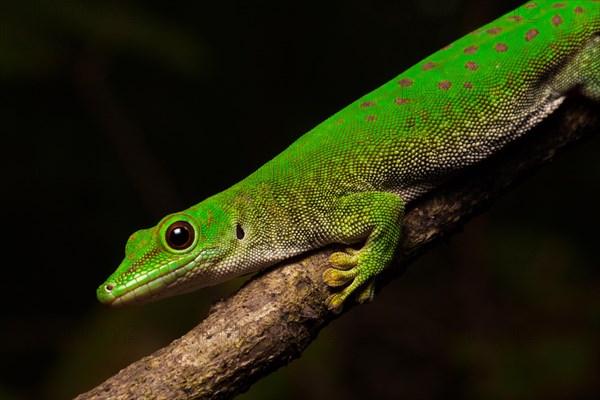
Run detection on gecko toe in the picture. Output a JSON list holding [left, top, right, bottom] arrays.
[[325, 293, 345, 314], [323, 268, 357, 287], [329, 250, 358, 270], [355, 279, 376, 304]]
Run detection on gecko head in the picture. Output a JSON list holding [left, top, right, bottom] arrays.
[[97, 199, 246, 307]]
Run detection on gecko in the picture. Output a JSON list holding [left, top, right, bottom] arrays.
[[97, 1, 600, 313]]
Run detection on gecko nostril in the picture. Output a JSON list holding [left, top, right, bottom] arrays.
[[105, 284, 114, 292]]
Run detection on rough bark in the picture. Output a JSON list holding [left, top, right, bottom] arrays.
[[76, 97, 599, 400]]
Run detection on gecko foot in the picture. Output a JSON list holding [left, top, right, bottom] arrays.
[[323, 247, 378, 313], [323, 248, 359, 287], [322, 191, 404, 313]]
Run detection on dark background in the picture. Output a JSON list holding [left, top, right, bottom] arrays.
[[1, 0, 599, 399]]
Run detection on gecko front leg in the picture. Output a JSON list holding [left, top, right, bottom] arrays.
[[322, 192, 405, 313]]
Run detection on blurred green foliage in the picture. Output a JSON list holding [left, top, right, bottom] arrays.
[[0, 0, 206, 79]]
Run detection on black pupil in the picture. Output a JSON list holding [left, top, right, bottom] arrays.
[[170, 227, 189, 246], [166, 221, 194, 250]]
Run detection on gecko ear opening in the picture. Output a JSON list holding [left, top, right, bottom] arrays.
[[236, 223, 245, 240]]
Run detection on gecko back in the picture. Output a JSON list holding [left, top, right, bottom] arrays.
[[259, 1, 600, 201]]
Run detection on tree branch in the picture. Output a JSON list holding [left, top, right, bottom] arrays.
[[77, 97, 600, 400]]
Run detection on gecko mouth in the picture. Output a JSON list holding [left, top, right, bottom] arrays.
[[97, 250, 211, 307]]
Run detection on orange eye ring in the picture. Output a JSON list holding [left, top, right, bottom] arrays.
[[165, 221, 195, 250]]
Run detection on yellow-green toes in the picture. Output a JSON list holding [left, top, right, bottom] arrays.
[[328, 248, 359, 269], [325, 292, 346, 314], [323, 247, 377, 313], [324, 248, 359, 287], [324, 278, 377, 314], [355, 279, 376, 304], [323, 268, 357, 287]]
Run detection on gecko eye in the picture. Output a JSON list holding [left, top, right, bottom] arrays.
[[165, 221, 195, 250], [236, 223, 245, 240]]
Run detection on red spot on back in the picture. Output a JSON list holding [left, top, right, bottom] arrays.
[[552, 3, 566, 8], [360, 101, 375, 108], [464, 45, 478, 54], [551, 14, 563, 26], [525, 3, 538, 9], [486, 27, 502, 35], [508, 15, 524, 22], [438, 81, 452, 90], [365, 115, 377, 121], [495, 42, 509, 52], [525, 28, 539, 42], [398, 78, 413, 87], [394, 98, 410, 105], [574, 6, 584, 14], [465, 61, 478, 71], [422, 62, 436, 71], [464, 82, 473, 90]]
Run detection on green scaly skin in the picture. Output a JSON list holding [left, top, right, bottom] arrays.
[[98, 1, 600, 313]]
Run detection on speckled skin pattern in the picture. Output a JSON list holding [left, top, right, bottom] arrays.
[[98, 1, 600, 312]]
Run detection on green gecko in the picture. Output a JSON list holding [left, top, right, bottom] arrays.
[[98, 1, 600, 313]]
